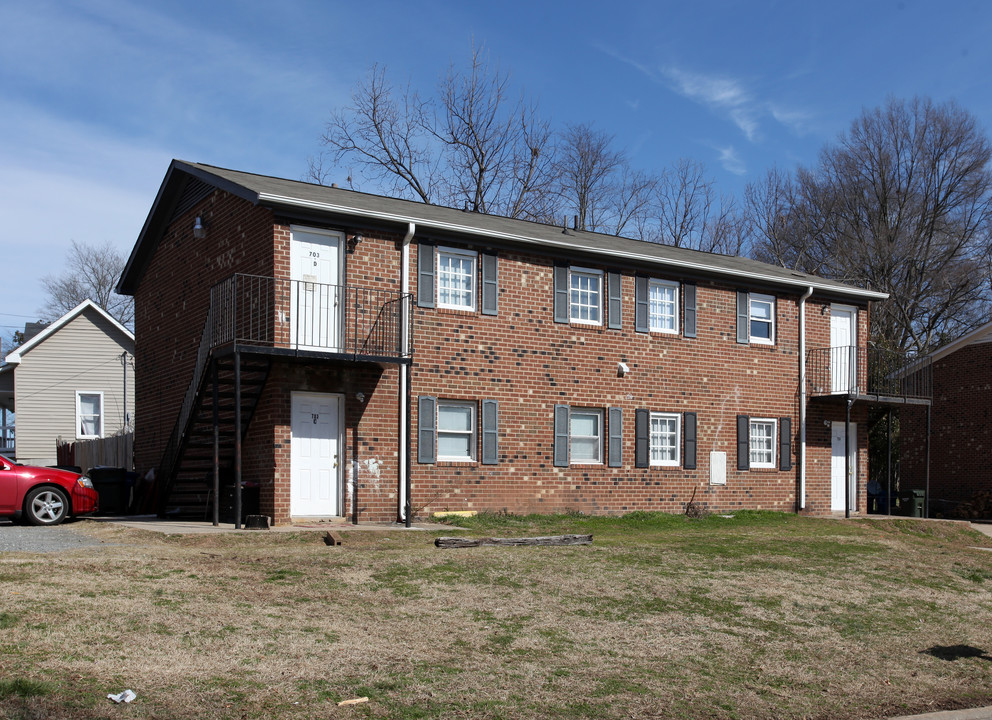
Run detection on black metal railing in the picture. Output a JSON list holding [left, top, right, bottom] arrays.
[[807, 345, 932, 400], [210, 274, 412, 359]]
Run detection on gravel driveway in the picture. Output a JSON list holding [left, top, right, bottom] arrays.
[[0, 520, 108, 553]]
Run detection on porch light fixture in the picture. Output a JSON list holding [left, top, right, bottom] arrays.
[[348, 233, 363, 252], [617, 362, 630, 377], [193, 216, 207, 239], [356, 392, 366, 403]]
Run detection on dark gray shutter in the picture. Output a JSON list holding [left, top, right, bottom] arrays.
[[607, 272, 622, 329], [481, 253, 498, 316], [608, 407, 623, 467], [418, 396, 436, 463], [684, 284, 697, 338], [553, 404, 570, 467], [553, 265, 569, 323], [737, 415, 750, 470], [482, 400, 498, 464], [635, 276, 649, 333], [779, 417, 792, 471], [683, 412, 697, 470], [417, 244, 435, 308], [736, 291, 749, 344], [635, 409, 650, 468]]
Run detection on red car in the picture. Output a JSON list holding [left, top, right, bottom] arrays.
[[0, 454, 99, 525]]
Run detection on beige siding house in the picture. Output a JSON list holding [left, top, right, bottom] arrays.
[[0, 300, 134, 466]]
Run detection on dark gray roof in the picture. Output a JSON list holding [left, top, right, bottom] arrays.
[[118, 159, 887, 301]]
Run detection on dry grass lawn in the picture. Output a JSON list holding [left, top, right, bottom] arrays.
[[2, 511, 992, 719]]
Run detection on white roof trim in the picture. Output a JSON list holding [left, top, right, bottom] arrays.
[[257, 192, 890, 301], [920, 319, 992, 365], [4, 300, 134, 365]]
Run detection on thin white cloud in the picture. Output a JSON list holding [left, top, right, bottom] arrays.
[[715, 145, 746, 175], [660, 66, 761, 142], [599, 44, 813, 145]]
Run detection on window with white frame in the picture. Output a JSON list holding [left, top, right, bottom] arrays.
[[649, 279, 679, 333], [436, 401, 476, 461], [749, 418, 777, 468], [437, 247, 477, 310], [650, 412, 681, 466], [570, 408, 602, 463], [76, 392, 104, 439], [749, 294, 775, 344], [570, 268, 603, 325]]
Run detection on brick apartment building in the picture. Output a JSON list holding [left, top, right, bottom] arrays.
[[901, 320, 991, 512], [117, 160, 927, 526]]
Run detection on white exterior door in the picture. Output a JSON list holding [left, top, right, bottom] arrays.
[[290, 227, 342, 350], [291, 392, 342, 517], [831, 421, 857, 512], [830, 305, 857, 393]]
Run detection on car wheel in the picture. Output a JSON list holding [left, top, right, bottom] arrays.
[[24, 486, 69, 526]]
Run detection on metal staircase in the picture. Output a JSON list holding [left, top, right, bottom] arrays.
[[153, 273, 412, 520]]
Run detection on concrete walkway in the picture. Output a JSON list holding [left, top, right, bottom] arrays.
[[889, 709, 992, 720], [83, 515, 449, 534]]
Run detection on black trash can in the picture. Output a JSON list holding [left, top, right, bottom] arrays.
[[88, 466, 129, 515], [219, 482, 260, 525], [899, 489, 925, 518]]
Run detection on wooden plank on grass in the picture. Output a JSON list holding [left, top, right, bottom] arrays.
[[434, 534, 592, 549]]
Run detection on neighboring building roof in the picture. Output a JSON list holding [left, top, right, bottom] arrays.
[[118, 159, 889, 302], [3, 299, 134, 366], [917, 320, 992, 365]]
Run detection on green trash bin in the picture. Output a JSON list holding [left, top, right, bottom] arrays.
[[899, 489, 925, 518]]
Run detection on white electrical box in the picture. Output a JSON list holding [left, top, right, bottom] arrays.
[[710, 451, 727, 485]]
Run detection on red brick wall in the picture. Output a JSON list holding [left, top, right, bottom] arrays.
[[133, 191, 276, 473], [902, 342, 992, 505], [407, 241, 831, 517], [134, 193, 874, 522]]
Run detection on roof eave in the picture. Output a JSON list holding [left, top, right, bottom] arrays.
[[257, 191, 889, 301]]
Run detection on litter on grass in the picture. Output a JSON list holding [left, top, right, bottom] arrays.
[[108, 689, 136, 704]]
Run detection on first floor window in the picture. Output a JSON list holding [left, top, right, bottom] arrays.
[[437, 401, 476, 461], [437, 248, 477, 310], [76, 392, 103, 439], [649, 279, 679, 333], [749, 418, 776, 468], [570, 268, 603, 325], [570, 408, 602, 463], [650, 412, 680, 466]]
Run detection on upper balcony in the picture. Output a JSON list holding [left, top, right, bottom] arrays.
[[807, 345, 932, 406], [207, 274, 412, 364]]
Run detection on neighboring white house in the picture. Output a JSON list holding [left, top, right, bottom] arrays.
[[0, 300, 134, 466]]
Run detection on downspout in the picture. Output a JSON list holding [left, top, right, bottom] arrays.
[[798, 286, 814, 511], [400, 222, 415, 526]]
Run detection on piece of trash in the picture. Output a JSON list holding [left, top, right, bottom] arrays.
[[107, 689, 136, 704], [337, 697, 369, 707]]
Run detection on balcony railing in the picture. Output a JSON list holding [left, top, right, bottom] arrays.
[[807, 345, 932, 401], [209, 274, 412, 360]]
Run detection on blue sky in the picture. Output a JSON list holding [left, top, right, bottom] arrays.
[[2, 0, 991, 337]]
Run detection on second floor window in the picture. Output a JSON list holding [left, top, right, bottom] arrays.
[[570, 268, 602, 325], [649, 279, 679, 333], [749, 294, 775, 344], [437, 248, 477, 310]]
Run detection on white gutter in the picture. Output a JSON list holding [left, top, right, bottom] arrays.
[[798, 285, 814, 510], [257, 192, 889, 302], [399, 222, 415, 523]]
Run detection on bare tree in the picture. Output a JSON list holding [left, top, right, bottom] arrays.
[[40, 240, 134, 327], [312, 46, 555, 219], [557, 124, 625, 231], [745, 97, 992, 353], [652, 159, 745, 254]]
